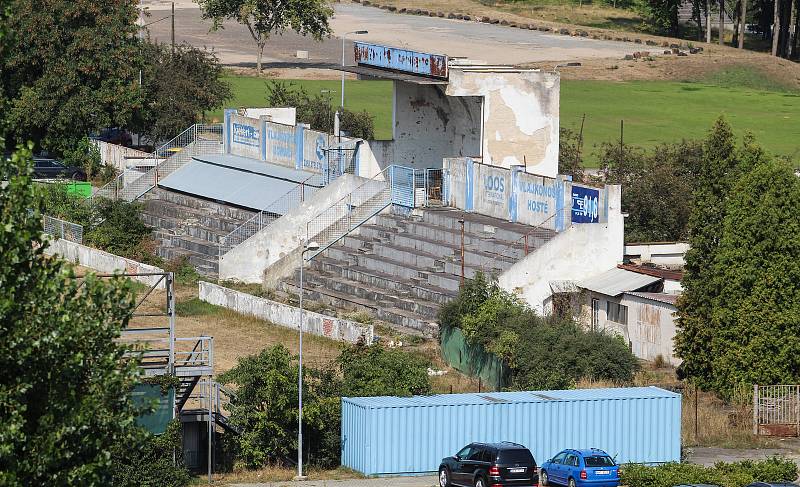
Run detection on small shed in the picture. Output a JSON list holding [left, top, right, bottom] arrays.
[[341, 386, 680, 476]]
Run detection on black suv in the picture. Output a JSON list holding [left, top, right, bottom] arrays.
[[439, 442, 538, 487], [33, 157, 87, 181]]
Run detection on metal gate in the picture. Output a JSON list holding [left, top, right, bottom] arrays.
[[753, 384, 800, 436]]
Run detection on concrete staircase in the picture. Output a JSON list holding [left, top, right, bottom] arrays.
[[278, 207, 557, 334], [141, 188, 256, 276]]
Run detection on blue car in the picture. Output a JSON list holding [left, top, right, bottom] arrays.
[[540, 449, 620, 487]]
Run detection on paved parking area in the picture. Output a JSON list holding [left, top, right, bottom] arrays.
[[231, 475, 438, 487]]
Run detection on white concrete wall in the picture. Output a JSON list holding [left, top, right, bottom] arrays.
[[199, 281, 373, 344], [239, 107, 296, 126], [579, 292, 680, 366], [624, 242, 689, 268], [219, 174, 373, 283], [447, 69, 560, 179], [92, 140, 151, 171], [44, 238, 166, 289], [375, 81, 482, 170], [498, 185, 624, 313]]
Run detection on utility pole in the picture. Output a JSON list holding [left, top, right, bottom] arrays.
[[171, 2, 175, 55], [720, 0, 725, 45], [619, 120, 624, 166], [707, 0, 713, 42]]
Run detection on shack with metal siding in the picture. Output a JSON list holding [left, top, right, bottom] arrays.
[[341, 386, 681, 476]]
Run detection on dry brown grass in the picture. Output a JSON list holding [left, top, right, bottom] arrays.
[[578, 363, 778, 449], [210, 465, 364, 485]]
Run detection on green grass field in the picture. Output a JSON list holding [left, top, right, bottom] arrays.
[[219, 74, 800, 167], [214, 75, 394, 139]]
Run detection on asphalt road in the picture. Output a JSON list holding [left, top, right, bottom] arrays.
[[142, 1, 645, 67], [230, 476, 438, 487]]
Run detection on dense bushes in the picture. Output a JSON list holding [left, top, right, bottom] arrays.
[[220, 343, 432, 470], [621, 458, 798, 487], [439, 274, 639, 390], [39, 184, 157, 263], [111, 421, 192, 487]]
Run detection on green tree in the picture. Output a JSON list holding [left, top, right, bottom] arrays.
[[0, 0, 143, 154], [600, 139, 701, 242], [638, 0, 681, 36], [218, 345, 341, 469], [0, 144, 143, 485], [111, 421, 192, 487], [265, 81, 376, 139], [198, 0, 332, 73], [674, 119, 763, 390], [705, 158, 800, 394], [337, 344, 432, 397], [558, 127, 586, 183], [133, 41, 231, 145]]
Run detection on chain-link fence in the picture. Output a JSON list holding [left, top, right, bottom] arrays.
[[42, 215, 84, 243]]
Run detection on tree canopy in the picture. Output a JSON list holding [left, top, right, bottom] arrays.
[[198, 0, 332, 72], [0, 0, 143, 154], [0, 145, 143, 485]]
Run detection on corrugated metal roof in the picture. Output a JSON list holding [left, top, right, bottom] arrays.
[[158, 156, 320, 211], [342, 386, 678, 408], [625, 292, 679, 306], [578, 267, 661, 297], [617, 263, 683, 281]]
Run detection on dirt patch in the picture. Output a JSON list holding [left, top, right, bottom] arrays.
[[225, 65, 355, 80]]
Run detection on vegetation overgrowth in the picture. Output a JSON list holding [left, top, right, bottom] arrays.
[[620, 458, 798, 487]]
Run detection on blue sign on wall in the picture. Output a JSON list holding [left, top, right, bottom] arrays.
[[232, 122, 259, 147], [571, 185, 600, 223]]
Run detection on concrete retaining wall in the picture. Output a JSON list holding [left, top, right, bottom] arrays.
[[199, 281, 373, 344], [92, 140, 151, 171], [220, 174, 375, 284], [44, 238, 166, 288]]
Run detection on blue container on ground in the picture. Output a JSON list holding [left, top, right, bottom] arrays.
[[341, 386, 681, 476]]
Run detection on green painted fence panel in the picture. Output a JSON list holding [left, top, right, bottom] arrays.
[[65, 181, 92, 198], [440, 326, 506, 390], [132, 384, 174, 435]]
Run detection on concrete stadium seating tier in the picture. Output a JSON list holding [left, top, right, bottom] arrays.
[[141, 188, 256, 276], [277, 208, 556, 335]]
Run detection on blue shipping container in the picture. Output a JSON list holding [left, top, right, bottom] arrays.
[[341, 386, 681, 476]]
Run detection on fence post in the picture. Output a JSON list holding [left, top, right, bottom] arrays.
[[753, 384, 759, 435]]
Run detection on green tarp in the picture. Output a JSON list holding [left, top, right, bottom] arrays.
[[132, 384, 174, 435], [440, 326, 506, 390]]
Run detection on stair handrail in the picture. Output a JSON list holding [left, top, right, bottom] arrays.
[[476, 208, 571, 278], [304, 165, 397, 257], [218, 173, 325, 258]]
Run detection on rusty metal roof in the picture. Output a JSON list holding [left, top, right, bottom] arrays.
[[625, 292, 679, 306], [618, 263, 683, 281]]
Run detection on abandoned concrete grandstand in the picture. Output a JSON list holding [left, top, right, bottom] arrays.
[[99, 43, 622, 334]]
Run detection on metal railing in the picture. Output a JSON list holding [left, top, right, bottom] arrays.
[[93, 123, 223, 202], [412, 168, 449, 207], [754, 384, 800, 436], [218, 174, 324, 258], [305, 166, 414, 258], [43, 215, 84, 244], [174, 336, 214, 370]]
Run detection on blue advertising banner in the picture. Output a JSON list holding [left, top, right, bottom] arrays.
[[571, 185, 600, 223]]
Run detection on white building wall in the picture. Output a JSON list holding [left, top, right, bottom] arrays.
[[579, 292, 680, 366], [498, 185, 624, 313]]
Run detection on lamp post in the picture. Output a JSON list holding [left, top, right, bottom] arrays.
[[340, 30, 369, 110], [295, 240, 319, 482], [458, 219, 465, 285]]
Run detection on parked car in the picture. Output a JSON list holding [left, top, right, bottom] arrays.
[[438, 441, 538, 487], [94, 127, 133, 147], [745, 483, 797, 487], [540, 449, 620, 487], [33, 158, 87, 181]]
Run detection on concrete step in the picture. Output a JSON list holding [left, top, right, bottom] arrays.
[[301, 268, 442, 319], [142, 199, 247, 233], [309, 256, 457, 305], [156, 247, 219, 275], [420, 207, 552, 243], [147, 187, 257, 222], [142, 213, 229, 244], [163, 233, 219, 257]]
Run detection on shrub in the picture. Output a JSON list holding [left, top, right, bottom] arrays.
[[337, 344, 432, 397], [439, 273, 640, 390], [111, 420, 192, 487], [621, 458, 798, 487], [62, 136, 116, 184]]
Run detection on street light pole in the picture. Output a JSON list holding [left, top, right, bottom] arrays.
[[458, 219, 465, 285], [295, 240, 319, 482]]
